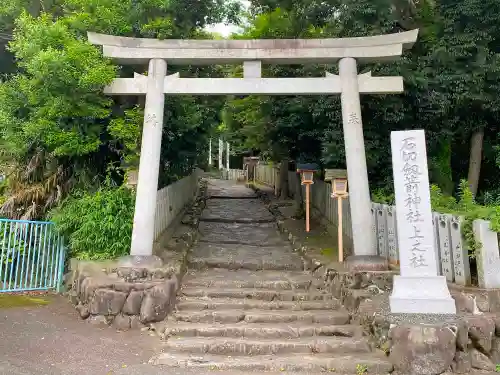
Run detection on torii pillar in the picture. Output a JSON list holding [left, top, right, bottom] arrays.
[[131, 59, 166, 259]]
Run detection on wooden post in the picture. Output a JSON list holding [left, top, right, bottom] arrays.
[[297, 167, 317, 233], [306, 183, 310, 232], [338, 196, 343, 262], [324, 172, 349, 263]]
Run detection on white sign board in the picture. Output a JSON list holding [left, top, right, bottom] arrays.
[[391, 129, 438, 277]]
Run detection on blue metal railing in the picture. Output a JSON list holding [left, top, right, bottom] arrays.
[[0, 219, 65, 293]]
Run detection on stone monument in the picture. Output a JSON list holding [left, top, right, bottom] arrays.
[[389, 129, 456, 314]]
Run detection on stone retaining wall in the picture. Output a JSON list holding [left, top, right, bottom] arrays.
[[68, 179, 207, 330], [253, 183, 500, 374], [72, 266, 179, 330], [374, 314, 500, 374]]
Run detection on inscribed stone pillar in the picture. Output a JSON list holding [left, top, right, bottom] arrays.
[[130, 59, 167, 256], [208, 138, 212, 166], [338, 57, 376, 258], [389, 129, 455, 314], [473, 219, 500, 288], [226, 142, 230, 170]]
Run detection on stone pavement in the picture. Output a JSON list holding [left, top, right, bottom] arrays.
[[151, 179, 393, 374]]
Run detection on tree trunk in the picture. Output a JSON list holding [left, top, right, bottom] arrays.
[[467, 129, 484, 197], [430, 138, 454, 195], [293, 171, 304, 218], [278, 159, 289, 199]]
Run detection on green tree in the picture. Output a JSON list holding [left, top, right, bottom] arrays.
[[0, 0, 236, 219], [225, 0, 500, 200]]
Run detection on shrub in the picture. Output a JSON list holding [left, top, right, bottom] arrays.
[[50, 186, 135, 260], [0, 228, 27, 268]]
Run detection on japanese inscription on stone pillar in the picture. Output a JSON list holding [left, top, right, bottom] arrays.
[[386, 206, 399, 265], [450, 215, 471, 285], [391, 130, 439, 277], [438, 214, 454, 281]]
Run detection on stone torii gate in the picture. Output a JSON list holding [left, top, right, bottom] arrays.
[[88, 30, 418, 265]]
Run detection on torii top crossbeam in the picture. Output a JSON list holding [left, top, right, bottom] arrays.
[[88, 30, 418, 65]]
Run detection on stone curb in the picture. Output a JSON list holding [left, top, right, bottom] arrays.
[[172, 178, 208, 290], [168, 178, 208, 295]]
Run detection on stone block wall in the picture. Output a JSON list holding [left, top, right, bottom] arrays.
[[384, 315, 500, 374], [71, 265, 181, 330], [254, 183, 500, 374]]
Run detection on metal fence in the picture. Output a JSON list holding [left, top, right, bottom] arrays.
[[0, 169, 201, 292], [0, 219, 65, 293], [154, 169, 202, 240], [256, 164, 500, 287]]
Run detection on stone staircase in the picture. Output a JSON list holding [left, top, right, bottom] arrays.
[[151, 179, 392, 374]]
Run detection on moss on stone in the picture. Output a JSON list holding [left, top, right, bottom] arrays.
[[0, 294, 52, 308]]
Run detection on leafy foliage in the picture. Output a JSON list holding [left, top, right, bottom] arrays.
[[373, 180, 500, 255], [0, 228, 26, 267], [0, 0, 232, 221], [50, 186, 135, 260], [0, 11, 118, 220]]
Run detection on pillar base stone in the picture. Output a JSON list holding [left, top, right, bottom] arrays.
[[390, 275, 457, 315], [345, 255, 388, 272], [117, 255, 163, 269]]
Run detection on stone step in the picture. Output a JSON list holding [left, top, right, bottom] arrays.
[[163, 323, 363, 339], [176, 297, 342, 311], [180, 287, 334, 301], [150, 352, 392, 374], [172, 309, 350, 325], [198, 222, 285, 246], [160, 336, 371, 356], [189, 243, 303, 272], [182, 269, 321, 290], [198, 217, 275, 224], [189, 256, 303, 271]]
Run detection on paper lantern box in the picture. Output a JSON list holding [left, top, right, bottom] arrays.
[[324, 169, 348, 196], [324, 169, 347, 181], [297, 163, 319, 184]]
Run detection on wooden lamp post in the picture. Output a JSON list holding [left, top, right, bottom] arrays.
[[297, 164, 319, 233], [325, 169, 349, 262]]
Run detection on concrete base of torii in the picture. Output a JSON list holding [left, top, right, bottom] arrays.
[[117, 255, 164, 269]]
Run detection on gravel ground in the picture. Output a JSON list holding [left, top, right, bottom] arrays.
[[0, 295, 160, 375]]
